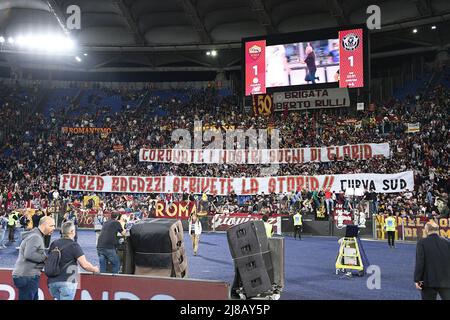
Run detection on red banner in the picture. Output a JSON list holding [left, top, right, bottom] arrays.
[[0, 269, 229, 300], [333, 204, 353, 229], [154, 201, 197, 220], [339, 28, 364, 88], [77, 210, 111, 228], [113, 144, 124, 152], [210, 213, 282, 233], [245, 40, 266, 95]]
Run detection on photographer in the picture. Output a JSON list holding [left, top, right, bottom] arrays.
[[97, 212, 126, 273]]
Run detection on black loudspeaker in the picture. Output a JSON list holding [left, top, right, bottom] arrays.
[[227, 220, 274, 298], [128, 218, 187, 278], [119, 237, 134, 274], [268, 237, 284, 289], [345, 225, 359, 238]]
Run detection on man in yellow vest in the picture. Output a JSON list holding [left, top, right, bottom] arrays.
[[7, 211, 19, 243], [293, 211, 303, 240], [385, 212, 397, 248], [262, 214, 273, 238], [200, 192, 208, 214]]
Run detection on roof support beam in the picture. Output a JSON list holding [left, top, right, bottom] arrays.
[[413, 0, 433, 16], [177, 0, 212, 43], [247, 0, 277, 34], [177, 54, 214, 67], [385, 36, 434, 47], [326, 0, 349, 26], [115, 0, 147, 46], [46, 0, 70, 35], [226, 57, 241, 67], [91, 55, 123, 69]]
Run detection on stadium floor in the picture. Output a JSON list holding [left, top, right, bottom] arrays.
[[0, 230, 420, 300]]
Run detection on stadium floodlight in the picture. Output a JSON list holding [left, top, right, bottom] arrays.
[[0, 36, 4, 43], [431, 25, 436, 30], [211, 50, 217, 56], [7, 37, 14, 44], [75, 56, 82, 62], [10, 34, 75, 53], [412, 28, 418, 33], [206, 51, 211, 56], [16, 36, 27, 47], [61, 37, 75, 51]]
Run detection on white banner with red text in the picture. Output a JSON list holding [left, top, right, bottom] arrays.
[[210, 213, 282, 234], [139, 143, 390, 164], [59, 171, 414, 195]]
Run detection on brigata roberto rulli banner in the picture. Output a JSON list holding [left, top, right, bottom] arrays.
[[59, 171, 414, 195], [273, 88, 350, 111], [139, 143, 390, 164]]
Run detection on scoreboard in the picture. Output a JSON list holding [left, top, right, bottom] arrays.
[[243, 25, 369, 96]]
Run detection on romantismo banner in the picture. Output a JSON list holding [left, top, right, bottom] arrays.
[[139, 143, 390, 164], [59, 171, 414, 195], [61, 127, 112, 134], [273, 88, 350, 111]]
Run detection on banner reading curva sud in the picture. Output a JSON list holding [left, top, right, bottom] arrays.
[[60, 171, 414, 195], [139, 143, 390, 165], [273, 88, 350, 111]]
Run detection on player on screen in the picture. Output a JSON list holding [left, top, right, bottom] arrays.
[[266, 45, 291, 87], [300, 44, 319, 84], [334, 69, 340, 81], [328, 41, 340, 63]]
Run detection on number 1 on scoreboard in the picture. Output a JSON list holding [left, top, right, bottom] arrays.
[[253, 65, 258, 76], [348, 55, 354, 67]]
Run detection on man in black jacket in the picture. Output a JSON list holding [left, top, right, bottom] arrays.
[[414, 221, 450, 300]]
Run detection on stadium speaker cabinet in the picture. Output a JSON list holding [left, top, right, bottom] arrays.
[[227, 220, 269, 258], [268, 237, 285, 289], [120, 237, 135, 274], [281, 216, 294, 234], [129, 218, 187, 278], [227, 220, 275, 298], [345, 225, 359, 238]]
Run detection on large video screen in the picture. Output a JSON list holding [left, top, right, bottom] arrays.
[[243, 26, 368, 96], [266, 39, 340, 87]]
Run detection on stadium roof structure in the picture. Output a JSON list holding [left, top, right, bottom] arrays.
[[0, 0, 449, 72]]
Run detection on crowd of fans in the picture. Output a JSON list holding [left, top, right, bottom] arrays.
[[0, 76, 448, 225]]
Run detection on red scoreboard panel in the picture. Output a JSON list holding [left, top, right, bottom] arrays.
[[245, 40, 266, 95], [243, 26, 368, 96], [339, 28, 364, 88]]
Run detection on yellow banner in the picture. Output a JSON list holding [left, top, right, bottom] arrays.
[[83, 196, 100, 209]]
